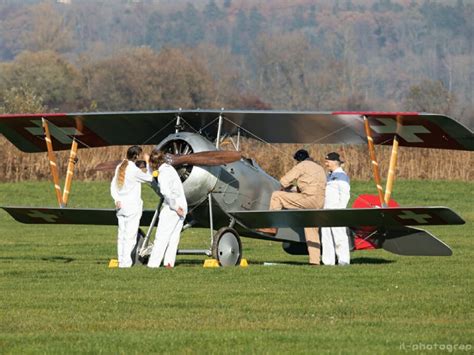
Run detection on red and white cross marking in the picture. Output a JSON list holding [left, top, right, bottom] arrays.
[[397, 210, 432, 224], [371, 118, 429, 143], [25, 119, 83, 144], [27, 210, 59, 223]]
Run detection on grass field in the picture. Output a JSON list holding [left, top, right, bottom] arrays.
[[0, 180, 472, 354]]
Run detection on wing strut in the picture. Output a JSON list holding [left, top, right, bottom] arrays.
[[42, 118, 64, 207], [364, 115, 402, 206], [41, 118, 78, 208], [62, 139, 78, 205], [363, 116, 385, 206], [216, 112, 223, 149], [384, 135, 399, 205]]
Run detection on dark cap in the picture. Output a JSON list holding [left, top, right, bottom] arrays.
[[325, 152, 343, 163], [294, 149, 309, 162]]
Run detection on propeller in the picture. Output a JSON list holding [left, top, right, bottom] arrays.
[[93, 150, 242, 172], [165, 151, 242, 166]]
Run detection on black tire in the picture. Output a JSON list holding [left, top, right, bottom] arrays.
[[131, 228, 149, 266], [211, 227, 242, 266]]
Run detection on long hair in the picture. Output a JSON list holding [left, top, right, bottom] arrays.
[[117, 146, 142, 189], [149, 149, 166, 171]]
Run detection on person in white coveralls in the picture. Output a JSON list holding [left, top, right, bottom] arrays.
[[147, 150, 187, 268], [111, 145, 153, 268], [321, 152, 351, 266]]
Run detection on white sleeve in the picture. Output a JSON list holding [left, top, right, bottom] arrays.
[[158, 170, 178, 211], [135, 168, 153, 183], [158, 169, 174, 210], [110, 170, 120, 203], [338, 180, 351, 208]]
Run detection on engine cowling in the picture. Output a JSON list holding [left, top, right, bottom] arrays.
[[155, 132, 220, 207]]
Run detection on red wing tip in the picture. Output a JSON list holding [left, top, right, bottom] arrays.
[[332, 111, 419, 116], [0, 113, 67, 119]]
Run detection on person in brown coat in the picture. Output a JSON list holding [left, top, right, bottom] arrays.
[[258, 149, 326, 265]]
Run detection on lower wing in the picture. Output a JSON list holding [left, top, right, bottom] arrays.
[[229, 206, 465, 228], [1, 206, 156, 226], [2, 206, 464, 227]]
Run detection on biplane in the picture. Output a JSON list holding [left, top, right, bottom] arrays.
[[0, 110, 472, 266]]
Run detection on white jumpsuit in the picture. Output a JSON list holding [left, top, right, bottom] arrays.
[[111, 162, 152, 268], [321, 167, 351, 265], [148, 163, 187, 268]]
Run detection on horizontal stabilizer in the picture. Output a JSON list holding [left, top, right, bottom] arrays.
[[230, 206, 465, 228], [1, 111, 472, 152], [282, 226, 452, 257], [381, 226, 452, 256], [1, 206, 156, 226]]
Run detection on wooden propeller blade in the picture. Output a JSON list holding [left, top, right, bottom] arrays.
[[94, 151, 241, 172], [168, 151, 242, 166]]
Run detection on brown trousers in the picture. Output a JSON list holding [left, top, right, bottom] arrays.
[[270, 191, 324, 264]]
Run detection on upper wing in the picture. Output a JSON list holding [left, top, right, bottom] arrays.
[[335, 111, 473, 150], [1, 110, 472, 152], [1, 206, 157, 226], [224, 111, 473, 150], [229, 206, 465, 228], [0, 111, 178, 152]]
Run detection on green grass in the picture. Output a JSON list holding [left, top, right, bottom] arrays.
[[0, 180, 473, 354]]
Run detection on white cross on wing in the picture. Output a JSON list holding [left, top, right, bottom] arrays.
[[25, 120, 83, 144], [27, 210, 59, 223], [371, 118, 430, 143], [397, 210, 432, 224]]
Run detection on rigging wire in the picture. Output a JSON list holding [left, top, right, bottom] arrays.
[[45, 113, 396, 209], [221, 115, 289, 155], [142, 117, 176, 145]]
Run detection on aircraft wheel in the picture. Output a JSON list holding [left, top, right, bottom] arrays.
[[212, 227, 242, 266], [131, 229, 149, 265]]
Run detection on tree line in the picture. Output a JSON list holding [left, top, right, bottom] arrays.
[[0, 0, 472, 125], [0, 0, 472, 182]]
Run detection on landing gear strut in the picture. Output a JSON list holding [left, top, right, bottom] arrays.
[[132, 229, 149, 265], [212, 227, 242, 266]]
